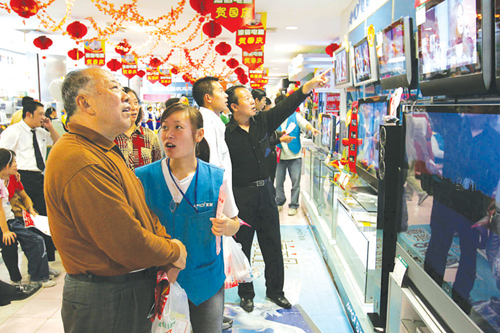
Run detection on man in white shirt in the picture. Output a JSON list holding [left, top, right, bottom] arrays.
[[0, 101, 60, 261], [192, 76, 238, 330]]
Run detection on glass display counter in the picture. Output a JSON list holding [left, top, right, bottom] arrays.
[[301, 146, 377, 332]]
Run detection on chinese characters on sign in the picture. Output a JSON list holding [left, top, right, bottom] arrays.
[[159, 69, 172, 87], [211, 0, 255, 33], [242, 48, 264, 70], [84, 40, 105, 67], [121, 54, 137, 79], [147, 66, 159, 84], [235, 12, 266, 53]]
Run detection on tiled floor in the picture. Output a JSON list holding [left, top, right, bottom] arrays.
[[0, 174, 352, 332]]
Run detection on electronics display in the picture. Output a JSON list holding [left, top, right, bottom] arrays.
[[378, 17, 416, 89], [320, 113, 337, 153], [400, 104, 500, 332], [353, 37, 379, 86], [334, 46, 352, 88], [355, 97, 388, 190], [418, 0, 493, 96], [495, 0, 500, 93]]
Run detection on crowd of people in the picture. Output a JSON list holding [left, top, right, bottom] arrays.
[[0, 67, 329, 332]]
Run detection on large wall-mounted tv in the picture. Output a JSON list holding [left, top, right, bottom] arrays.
[[418, 0, 493, 96], [379, 17, 417, 90], [333, 45, 352, 89], [355, 96, 389, 190], [400, 104, 500, 332], [353, 37, 379, 86]]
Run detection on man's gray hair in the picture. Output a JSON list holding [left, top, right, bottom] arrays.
[[62, 69, 94, 119]]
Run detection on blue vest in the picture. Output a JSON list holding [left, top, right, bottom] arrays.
[[277, 112, 301, 155], [136, 159, 225, 306]]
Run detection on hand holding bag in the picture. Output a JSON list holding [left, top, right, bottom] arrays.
[[223, 235, 254, 289]]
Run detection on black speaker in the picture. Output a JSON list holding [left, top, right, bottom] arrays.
[[370, 124, 403, 329]]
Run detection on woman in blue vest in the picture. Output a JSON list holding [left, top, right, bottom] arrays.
[[136, 103, 239, 332]]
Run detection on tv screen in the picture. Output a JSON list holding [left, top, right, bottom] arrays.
[[495, 0, 500, 93], [418, 0, 493, 96], [400, 104, 500, 331], [355, 97, 388, 189], [353, 37, 379, 86], [334, 46, 352, 88], [379, 17, 416, 89], [320, 114, 337, 153]]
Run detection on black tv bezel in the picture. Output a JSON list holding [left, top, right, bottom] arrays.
[[495, 0, 500, 94], [355, 96, 389, 191], [379, 16, 417, 90], [353, 37, 379, 87], [333, 45, 352, 89], [418, 0, 493, 97]]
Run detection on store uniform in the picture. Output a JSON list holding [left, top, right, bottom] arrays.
[[45, 123, 181, 333], [136, 158, 226, 333], [225, 87, 309, 301], [0, 119, 56, 261], [276, 112, 311, 210]]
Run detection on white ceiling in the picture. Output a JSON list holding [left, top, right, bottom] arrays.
[[0, 0, 351, 85]]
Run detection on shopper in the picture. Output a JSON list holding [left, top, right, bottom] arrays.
[[114, 87, 161, 171], [45, 67, 187, 333], [275, 107, 320, 216], [136, 103, 239, 333], [10, 96, 34, 125], [44, 107, 57, 120], [224, 70, 330, 312], [251, 88, 267, 113], [0, 101, 59, 263], [192, 76, 240, 331], [0, 148, 54, 288]]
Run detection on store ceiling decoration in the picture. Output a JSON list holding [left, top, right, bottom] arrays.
[[149, 57, 162, 68], [9, 0, 38, 18], [115, 40, 132, 56], [215, 42, 231, 56], [106, 58, 122, 71], [33, 35, 52, 50], [137, 69, 146, 78], [234, 66, 245, 75], [226, 57, 239, 69], [66, 21, 88, 39], [325, 43, 340, 57], [1, 0, 260, 82], [202, 20, 222, 38], [67, 48, 84, 60]]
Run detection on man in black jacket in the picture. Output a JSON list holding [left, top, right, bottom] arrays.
[[225, 70, 329, 312]]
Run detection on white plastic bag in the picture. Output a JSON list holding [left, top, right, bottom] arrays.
[[151, 278, 191, 333], [223, 235, 254, 289]]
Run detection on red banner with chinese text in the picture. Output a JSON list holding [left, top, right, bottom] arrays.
[[84, 40, 105, 67], [211, 0, 255, 33], [242, 47, 264, 70], [121, 54, 137, 79], [159, 69, 172, 87], [235, 12, 266, 53], [147, 66, 159, 84]]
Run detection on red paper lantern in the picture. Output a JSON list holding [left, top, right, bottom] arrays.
[[325, 43, 340, 57], [10, 0, 38, 18], [226, 58, 239, 69], [215, 42, 231, 56], [202, 20, 222, 38], [115, 40, 132, 56], [149, 57, 162, 68], [137, 70, 146, 78], [107, 59, 122, 72], [234, 67, 245, 75], [66, 21, 88, 39], [67, 48, 84, 61], [33, 36, 53, 50], [238, 74, 249, 85], [171, 67, 179, 75], [190, 0, 211, 16]]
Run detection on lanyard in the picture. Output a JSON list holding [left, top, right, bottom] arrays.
[[167, 158, 198, 213]]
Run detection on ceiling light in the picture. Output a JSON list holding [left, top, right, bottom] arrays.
[[285, 26, 298, 30]]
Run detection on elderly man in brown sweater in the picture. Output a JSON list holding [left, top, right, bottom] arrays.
[[45, 67, 187, 333]]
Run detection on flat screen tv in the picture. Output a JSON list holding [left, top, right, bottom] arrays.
[[320, 113, 337, 153], [353, 37, 379, 86], [379, 17, 417, 89], [418, 0, 493, 96], [355, 96, 389, 190], [334, 45, 352, 89], [494, 0, 500, 93], [400, 104, 500, 332]]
